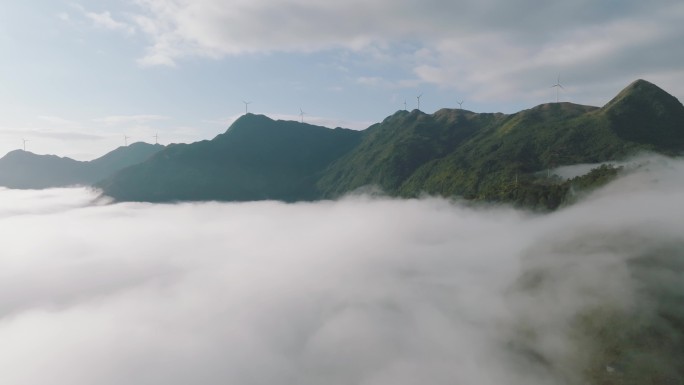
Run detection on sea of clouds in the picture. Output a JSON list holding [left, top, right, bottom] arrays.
[[1, 155, 683, 385]]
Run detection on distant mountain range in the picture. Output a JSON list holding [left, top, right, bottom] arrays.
[[3, 79, 683, 209], [98, 116, 361, 202], [0, 142, 164, 189]]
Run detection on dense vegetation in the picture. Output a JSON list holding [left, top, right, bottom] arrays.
[[320, 80, 683, 209], [98, 114, 362, 202], [513, 223, 684, 384], [95, 80, 684, 208]]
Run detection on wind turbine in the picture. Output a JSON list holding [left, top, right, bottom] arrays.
[[152, 133, 159, 145], [551, 74, 564, 103], [124, 135, 130, 146], [299, 108, 306, 123], [242, 100, 252, 114], [22, 138, 29, 151], [457, 100, 464, 109], [417, 93, 423, 111]]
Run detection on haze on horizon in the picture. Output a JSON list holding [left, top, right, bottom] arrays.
[[1, 0, 683, 159], [1, 155, 684, 384]]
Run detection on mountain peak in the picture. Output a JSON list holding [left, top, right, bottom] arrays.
[[231, 113, 273, 126], [601, 79, 684, 150], [224, 113, 325, 137], [1, 149, 67, 162], [603, 79, 680, 111], [629, 78, 656, 88], [0, 143, 165, 189], [2, 149, 29, 159]]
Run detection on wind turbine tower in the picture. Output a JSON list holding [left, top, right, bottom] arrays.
[[242, 100, 252, 114], [22, 138, 29, 151], [299, 108, 306, 123], [552, 74, 564, 103], [124, 135, 130, 146], [417, 94, 423, 111]]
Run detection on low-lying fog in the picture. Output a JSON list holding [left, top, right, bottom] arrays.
[[550, 154, 673, 180], [1, 155, 683, 385]]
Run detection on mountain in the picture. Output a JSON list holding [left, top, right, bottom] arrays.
[[0, 151, 87, 189], [98, 79, 684, 208], [97, 114, 362, 202], [317, 108, 507, 197], [602, 79, 684, 149], [321, 79, 684, 208], [87, 142, 167, 178], [0, 142, 165, 189]]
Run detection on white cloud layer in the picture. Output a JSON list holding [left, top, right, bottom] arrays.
[[86, 10, 135, 34], [1, 155, 683, 384], [127, 0, 684, 103]]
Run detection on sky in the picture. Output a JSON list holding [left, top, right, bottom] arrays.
[[1, 0, 683, 160], [1, 154, 683, 384]]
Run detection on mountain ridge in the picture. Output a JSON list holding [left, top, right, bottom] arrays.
[[601, 79, 684, 149], [99, 79, 684, 209], [0, 142, 165, 189], [98, 115, 362, 202], [7, 79, 682, 209]]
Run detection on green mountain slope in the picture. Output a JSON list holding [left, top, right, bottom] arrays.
[[397, 103, 627, 198], [317, 109, 506, 196], [603, 79, 684, 149], [319, 79, 684, 209], [99, 79, 684, 208], [0, 142, 164, 189], [98, 114, 362, 202]]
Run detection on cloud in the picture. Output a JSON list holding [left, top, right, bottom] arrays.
[[134, 0, 652, 61], [0, 116, 105, 144], [0, 155, 683, 384], [0, 127, 103, 141], [356, 76, 421, 90], [37, 116, 80, 126], [0, 113, 206, 161], [84, 10, 135, 35], [356, 76, 385, 87], [413, 9, 684, 104], [93, 114, 170, 125], [56, 12, 71, 22], [550, 154, 663, 180], [126, 0, 684, 106]]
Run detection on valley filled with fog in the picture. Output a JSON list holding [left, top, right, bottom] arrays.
[[1, 156, 683, 385]]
